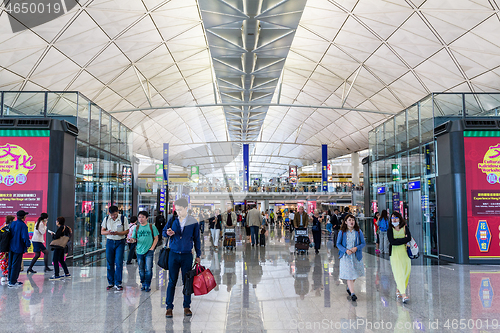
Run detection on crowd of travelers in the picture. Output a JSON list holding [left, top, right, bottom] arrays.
[[0, 200, 412, 317]]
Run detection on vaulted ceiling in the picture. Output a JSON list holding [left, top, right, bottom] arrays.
[[1, 0, 500, 177]]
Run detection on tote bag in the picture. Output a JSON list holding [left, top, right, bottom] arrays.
[[193, 264, 217, 296]]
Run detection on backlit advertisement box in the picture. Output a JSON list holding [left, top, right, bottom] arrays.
[[464, 131, 500, 260], [0, 129, 50, 260]]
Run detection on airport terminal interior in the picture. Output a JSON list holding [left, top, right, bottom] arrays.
[[1, 0, 500, 332]]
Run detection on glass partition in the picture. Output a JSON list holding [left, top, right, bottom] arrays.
[[394, 111, 407, 152], [420, 96, 434, 143], [77, 95, 90, 143], [46, 92, 78, 117], [3, 92, 46, 116], [90, 104, 101, 146], [385, 118, 395, 156], [407, 104, 419, 149], [465, 93, 500, 117]]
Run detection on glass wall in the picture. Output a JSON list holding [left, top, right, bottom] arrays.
[[1, 91, 133, 263], [368, 93, 500, 258]]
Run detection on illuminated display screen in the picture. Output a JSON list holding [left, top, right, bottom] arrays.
[[0, 130, 50, 259]]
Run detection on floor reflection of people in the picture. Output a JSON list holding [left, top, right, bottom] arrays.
[[341, 303, 364, 333], [209, 249, 222, 291], [135, 293, 153, 332], [223, 250, 236, 292], [26, 274, 43, 322], [244, 243, 263, 288], [312, 254, 323, 296], [294, 254, 310, 299]]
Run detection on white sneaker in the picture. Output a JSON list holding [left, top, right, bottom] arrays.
[[0, 277, 7, 283]]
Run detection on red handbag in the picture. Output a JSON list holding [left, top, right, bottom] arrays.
[[193, 264, 217, 296]]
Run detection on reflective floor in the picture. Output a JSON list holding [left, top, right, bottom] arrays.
[[1, 226, 499, 332]]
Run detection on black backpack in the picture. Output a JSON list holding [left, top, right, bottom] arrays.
[[0, 226, 11, 253]]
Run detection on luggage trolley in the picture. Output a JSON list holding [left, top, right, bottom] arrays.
[[223, 227, 236, 251], [294, 227, 309, 255]]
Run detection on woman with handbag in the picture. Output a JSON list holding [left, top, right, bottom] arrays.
[[387, 211, 412, 304], [312, 210, 322, 254], [49, 217, 71, 280], [27, 213, 53, 273]]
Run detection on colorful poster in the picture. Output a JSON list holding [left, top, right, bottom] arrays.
[[289, 165, 297, 184], [464, 131, 500, 259], [243, 144, 249, 191], [0, 130, 50, 259], [190, 166, 199, 182], [392, 193, 400, 212]]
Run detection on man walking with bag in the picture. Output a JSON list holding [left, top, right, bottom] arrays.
[[247, 205, 261, 246], [8, 210, 31, 287], [163, 198, 201, 318], [101, 205, 129, 291]]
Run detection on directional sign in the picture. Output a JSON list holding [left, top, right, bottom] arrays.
[[476, 220, 491, 253]]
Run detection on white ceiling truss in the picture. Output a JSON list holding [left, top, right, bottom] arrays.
[[1, 0, 500, 178]]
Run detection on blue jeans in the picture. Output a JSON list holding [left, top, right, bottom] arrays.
[[137, 250, 154, 288], [8, 252, 23, 284], [127, 242, 137, 264], [166, 252, 193, 309], [250, 226, 259, 245], [106, 239, 125, 286]]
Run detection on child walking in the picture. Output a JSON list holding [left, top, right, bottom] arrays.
[[337, 214, 366, 302]]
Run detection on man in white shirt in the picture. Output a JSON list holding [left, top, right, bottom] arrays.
[[101, 205, 129, 291], [289, 210, 295, 222]]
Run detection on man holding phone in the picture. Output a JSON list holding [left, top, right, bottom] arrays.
[[101, 205, 129, 291], [163, 198, 201, 318]]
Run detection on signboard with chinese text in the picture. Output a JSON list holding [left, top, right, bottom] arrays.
[[243, 144, 249, 191], [289, 165, 297, 184], [464, 131, 500, 259], [190, 166, 199, 182], [0, 130, 50, 259], [322, 145, 328, 191], [83, 163, 93, 175]]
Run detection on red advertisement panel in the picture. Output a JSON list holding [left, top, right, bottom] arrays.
[[0, 130, 50, 259], [464, 133, 500, 259]]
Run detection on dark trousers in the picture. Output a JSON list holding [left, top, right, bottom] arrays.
[[313, 230, 321, 250], [8, 252, 23, 284], [127, 242, 137, 264], [53, 248, 69, 277], [28, 249, 49, 271], [166, 252, 193, 310], [332, 229, 339, 247]]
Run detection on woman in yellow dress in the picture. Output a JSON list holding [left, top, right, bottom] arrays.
[[387, 211, 412, 303]]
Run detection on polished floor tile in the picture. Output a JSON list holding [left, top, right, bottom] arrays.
[[1, 226, 498, 332]]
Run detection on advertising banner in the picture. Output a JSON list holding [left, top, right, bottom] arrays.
[[392, 192, 400, 212], [163, 143, 169, 213], [163, 143, 169, 186], [190, 166, 199, 182], [0, 129, 50, 259], [289, 165, 297, 184], [464, 131, 500, 259], [322, 144, 328, 192], [243, 144, 249, 191]]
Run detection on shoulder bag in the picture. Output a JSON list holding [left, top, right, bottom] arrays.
[[50, 226, 70, 248], [157, 236, 170, 270]]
